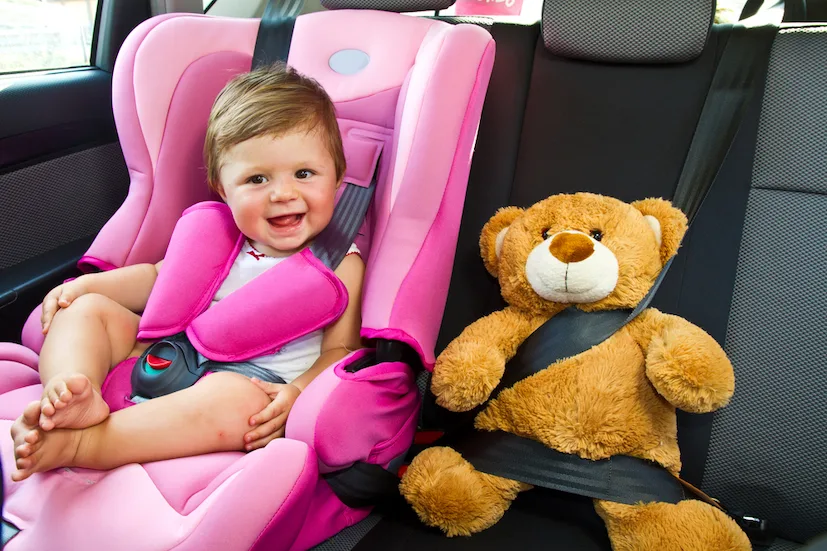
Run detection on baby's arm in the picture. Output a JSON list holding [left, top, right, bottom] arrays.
[[243, 253, 365, 450], [41, 261, 163, 333]]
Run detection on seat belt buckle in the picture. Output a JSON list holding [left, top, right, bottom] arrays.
[[729, 510, 774, 547]]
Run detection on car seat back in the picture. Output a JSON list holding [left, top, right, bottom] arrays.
[[77, 8, 495, 369]]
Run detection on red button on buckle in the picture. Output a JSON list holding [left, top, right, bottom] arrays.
[[146, 354, 172, 370]]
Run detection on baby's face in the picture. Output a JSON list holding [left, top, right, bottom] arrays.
[[217, 129, 340, 257]]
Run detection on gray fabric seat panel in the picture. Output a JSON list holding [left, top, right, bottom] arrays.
[[769, 538, 803, 551], [701, 28, 827, 544], [310, 515, 382, 551], [751, 28, 827, 195]]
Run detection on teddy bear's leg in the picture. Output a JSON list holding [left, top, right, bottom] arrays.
[[594, 499, 751, 551], [400, 446, 525, 537]]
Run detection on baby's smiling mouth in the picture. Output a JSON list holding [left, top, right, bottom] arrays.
[[268, 213, 304, 228]]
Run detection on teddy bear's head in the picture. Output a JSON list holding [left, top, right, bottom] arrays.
[[480, 193, 688, 314]]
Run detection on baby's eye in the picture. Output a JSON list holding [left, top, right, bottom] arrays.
[[247, 174, 267, 185], [295, 169, 315, 180]]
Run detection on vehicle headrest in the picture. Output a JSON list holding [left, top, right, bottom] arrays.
[[542, 0, 714, 64], [321, 0, 454, 13]]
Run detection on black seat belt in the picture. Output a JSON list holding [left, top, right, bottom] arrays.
[[252, 0, 303, 67], [452, 5, 783, 543]]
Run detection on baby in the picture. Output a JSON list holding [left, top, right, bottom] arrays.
[[10, 63, 364, 481]]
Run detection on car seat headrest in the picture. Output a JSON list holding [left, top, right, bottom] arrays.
[[542, 0, 714, 64], [321, 0, 455, 13]]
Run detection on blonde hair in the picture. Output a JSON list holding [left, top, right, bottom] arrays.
[[204, 63, 345, 194]]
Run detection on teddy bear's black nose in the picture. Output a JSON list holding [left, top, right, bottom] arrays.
[[549, 232, 594, 263]]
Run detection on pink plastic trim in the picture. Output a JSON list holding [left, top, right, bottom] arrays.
[[360, 327, 433, 370], [77, 256, 119, 273]]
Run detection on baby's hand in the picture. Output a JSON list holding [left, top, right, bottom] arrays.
[[244, 379, 301, 451], [41, 279, 88, 334]]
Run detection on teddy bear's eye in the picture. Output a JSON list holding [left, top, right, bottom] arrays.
[[590, 229, 603, 242], [542, 228, 551, 240]]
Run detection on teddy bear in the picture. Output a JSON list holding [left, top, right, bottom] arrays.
[[399, 192, 750, 550]]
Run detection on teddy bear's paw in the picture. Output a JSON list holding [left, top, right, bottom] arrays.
[[431, 342, 505, 412], [595, 499, 751, 551], [400, 446, 522, 537], [646, 333, 735, 413]]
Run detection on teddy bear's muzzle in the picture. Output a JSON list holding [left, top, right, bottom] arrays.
[[526, 230, 619, 303]]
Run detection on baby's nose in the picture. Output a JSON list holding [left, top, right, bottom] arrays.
[[270, 180, 298, 201]]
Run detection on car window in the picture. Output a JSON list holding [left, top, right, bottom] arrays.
[[0, 0, 100, 75]]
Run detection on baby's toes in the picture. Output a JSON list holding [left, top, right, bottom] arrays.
[[23, 400, 41, 425], [39, 412, 55, 432], [40, 396, 55, 418], [15, 442, 33, 458], [24, 429, 40, 445]]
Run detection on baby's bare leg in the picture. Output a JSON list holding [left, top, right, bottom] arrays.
[[11, 372, 272, 480], [37, 293, 141, 431]]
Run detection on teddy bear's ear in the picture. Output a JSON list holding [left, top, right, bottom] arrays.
[[630, 198, 688, 265], [480, 206, 524, 277]]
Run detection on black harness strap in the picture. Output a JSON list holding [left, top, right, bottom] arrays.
[[252, 0, 302, 68]]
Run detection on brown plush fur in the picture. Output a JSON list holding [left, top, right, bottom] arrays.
[[400, 193, 747, 549]]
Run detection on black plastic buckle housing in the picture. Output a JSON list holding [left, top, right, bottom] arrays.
[[730, 510, 774, 548]]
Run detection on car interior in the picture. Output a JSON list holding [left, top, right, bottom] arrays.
[[0, 0, 825, 549]]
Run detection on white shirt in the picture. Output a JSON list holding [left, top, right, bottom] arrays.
[[207, 240, 359, 384]]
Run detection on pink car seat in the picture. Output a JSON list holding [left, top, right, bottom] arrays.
[[0, 1, 495, 549]]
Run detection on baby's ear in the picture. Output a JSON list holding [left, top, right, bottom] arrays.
[[480, 207, 524, 278], [630, 198, 688, 265]]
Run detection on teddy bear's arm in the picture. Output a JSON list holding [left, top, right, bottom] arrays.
[[430, 306, 546, 412], [641, 311, 735, 413]]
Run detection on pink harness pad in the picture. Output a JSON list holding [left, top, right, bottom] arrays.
[[138, 202, 242, 340], [138, 201, 348, 362], [187, 248, 348, 362]]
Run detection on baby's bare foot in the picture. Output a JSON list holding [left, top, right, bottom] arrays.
[[11, 401, 81, 481], [39, 373, 109, 431]]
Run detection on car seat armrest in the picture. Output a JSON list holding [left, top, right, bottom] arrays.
[[0, 343, 41, 395], [0, 343, 39, 371], [286, 348, 419, 472]]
